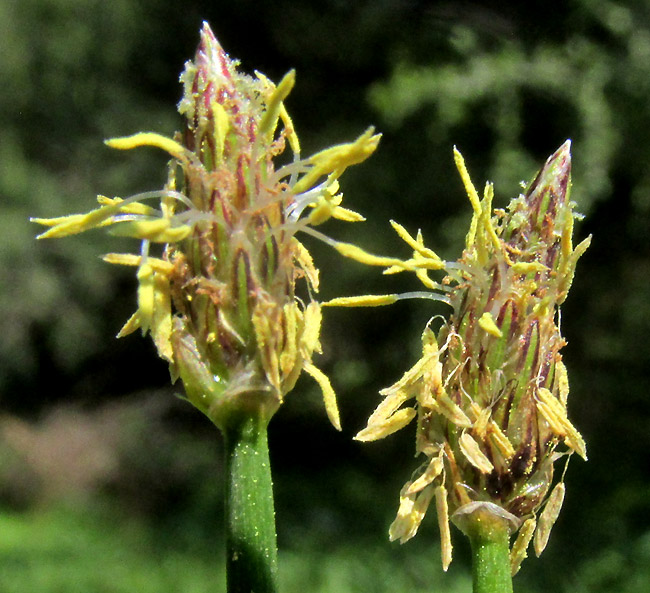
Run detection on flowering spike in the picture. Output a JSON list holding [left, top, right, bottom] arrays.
[[32, 22, 379, 430], [356, 142, 589, 570]]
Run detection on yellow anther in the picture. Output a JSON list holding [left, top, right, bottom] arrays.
[[303, 362, 341, 431], [259, 69, 295, 144], [454, 148, 502, 253], [511, 261, 548, 275], [355, 407, 416, 442], [280, 303, 298, 377], [389, 486, 418, 543], [435, 486, 453, 571], [390, 220, 442, 263], [105, 133, 188, 161], [323, 294, 399, 307], [459, 432, 494, 473], [116, 312, 140, 338], [293, 127, 381, 194], [110, 218, 191, 243], [364, 389, 412, 428], [279, 103, 300, 154], [415, 268, 441, 290], [478, 312, 503, 338], [534, 482, 565, 556], [511, 518, 536, 576], [536, 387, 587, 459], [150, 272, 173, 362], [33, 202, 122, 239], [333, 241, 409, 269], [488, 422, 516, 459], [406, 452, 445, 495], [136, 263, 155, 334], [252, 302, 282, 393], [380, 340, 440, 396], [96, 195, 158, 216], [454, 147, 482, 220], [211, 101, 230, 164], [389, 483, 435, 545], [102, 253, 174, 274], [300, 302, 323, 355], [292, 238, 320, 292], [306, 192, 340, 226], [472, 405, 490, 438], [555, 359, 570, 407], [436, 389, 473, 428], [330, 204, 366, 223]]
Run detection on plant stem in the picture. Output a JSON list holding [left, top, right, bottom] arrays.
[[223, 411, 278, 593], [467, 513, 513, 593]]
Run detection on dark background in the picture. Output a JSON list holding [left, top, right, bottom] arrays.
[[1, 1, 649, 591]]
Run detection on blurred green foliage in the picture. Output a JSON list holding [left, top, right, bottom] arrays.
[[1, 0, 649, 591], [0, 505, 648, 592], [0, 506, 473, 593]]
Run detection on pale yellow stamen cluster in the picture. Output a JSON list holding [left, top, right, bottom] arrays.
[[341, 144, 588, 573], [535, 388, 587, 460], [289, 128, 380, 229], [32, 40, 380, 431], [320, 220, 447, 309]]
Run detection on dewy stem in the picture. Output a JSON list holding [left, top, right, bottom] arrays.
[[466, 512, 514, 593], [223, 410, 278, 593]]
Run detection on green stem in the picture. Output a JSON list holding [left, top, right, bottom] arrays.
[[223, 411, 278, 593], [467, 513, 513, 593]]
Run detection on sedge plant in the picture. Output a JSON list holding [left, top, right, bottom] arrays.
[[31, 20, 590, 593], [32, 22, 380, 593], [328, 141, 590, 592]]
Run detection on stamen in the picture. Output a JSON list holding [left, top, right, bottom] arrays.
[[285, 179, 331, 221], [122, 189, 194, 210], [293, 225, 339, 248], [269, 159, 310, 186], [289, 151, 302, 188], [394, 292, 452, 306]]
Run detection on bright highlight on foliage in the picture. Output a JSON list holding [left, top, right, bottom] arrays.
[[343, 141, 590, 573], [32, 22, 380, 431]]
